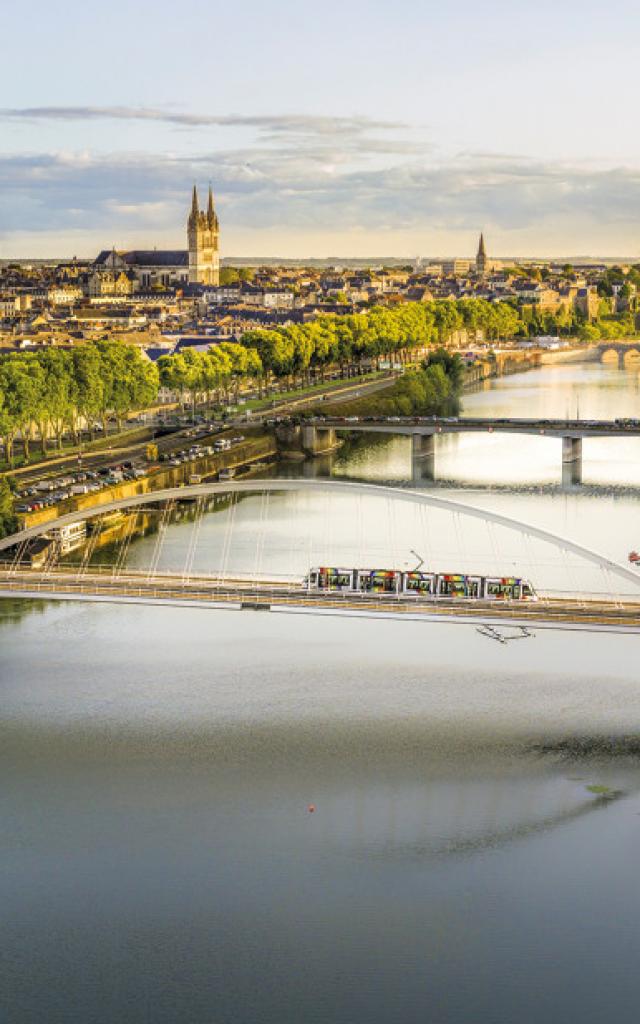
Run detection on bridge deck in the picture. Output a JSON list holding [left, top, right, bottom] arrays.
[[308, 417, 640, 437], [2, 570, 640, 633]]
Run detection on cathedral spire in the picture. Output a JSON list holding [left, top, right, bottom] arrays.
[[207, 184, 215, 227], [189, 184, 199, 226], [476, 232, 487, 275]]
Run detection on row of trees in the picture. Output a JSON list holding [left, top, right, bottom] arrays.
[[238, 300, 521, 384], [153, 301, 520, 404], [3, 295, 634, 467], [157, 343, 263, 415], [0, 340, 158, 463]]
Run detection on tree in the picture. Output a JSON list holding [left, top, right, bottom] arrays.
[[0, 357, 42, 462], [0, 476, 17, 539], [72, 344, 105, 440]]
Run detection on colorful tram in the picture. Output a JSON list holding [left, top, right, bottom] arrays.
[[306, 567, 536, 601]]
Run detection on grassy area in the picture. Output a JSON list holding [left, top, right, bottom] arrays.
[[241, 369, 393, 413]]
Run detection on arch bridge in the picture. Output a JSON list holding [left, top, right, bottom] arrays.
[[597, 342, 640, 368], [1, 480, 640, 632]]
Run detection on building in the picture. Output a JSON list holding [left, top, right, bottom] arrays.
[[90, 186, 220, 291], [441, 259, 471, 276], [476, 233, 487, 277], [188, 185, 220, 286]]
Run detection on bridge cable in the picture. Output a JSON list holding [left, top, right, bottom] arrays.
[[182, 496, 206, 584], [112, 508, 141, 580], [146, 499, 174, 581], [76, 513, 105, 580], [218, 491, 238, 588]]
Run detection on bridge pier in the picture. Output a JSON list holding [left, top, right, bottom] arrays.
[[412, 433, 435, 483], [562, 435, 582, 487], [301, 425, 339, 455]]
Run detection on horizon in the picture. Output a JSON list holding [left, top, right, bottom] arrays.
[[2, 252, 639, 266]]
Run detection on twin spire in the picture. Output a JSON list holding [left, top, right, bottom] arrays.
[[189, 184, 218, 230]]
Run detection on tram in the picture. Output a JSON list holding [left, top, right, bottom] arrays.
[[305, 567, 536, 601]]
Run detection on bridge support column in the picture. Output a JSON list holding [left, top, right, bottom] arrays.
[[562, 435, 582, 487], [412, 433, 435, 484], [301, 425, 338, 455]]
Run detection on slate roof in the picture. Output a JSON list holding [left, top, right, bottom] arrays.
[[94, 250, 188, 268]]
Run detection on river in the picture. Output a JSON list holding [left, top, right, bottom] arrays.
[[3, 360, 640, 1023]]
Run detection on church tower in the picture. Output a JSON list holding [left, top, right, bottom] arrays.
[[476, 232, 488, 277], [188, 184, 220, 285]]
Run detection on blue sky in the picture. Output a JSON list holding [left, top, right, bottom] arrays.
[[1, 0, 639, 257]]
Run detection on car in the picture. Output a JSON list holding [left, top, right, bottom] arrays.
[[15, 503, 30, 513]]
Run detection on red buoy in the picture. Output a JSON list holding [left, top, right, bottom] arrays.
[[307, 804, 316, 813]]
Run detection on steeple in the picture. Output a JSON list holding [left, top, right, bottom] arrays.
[[476, 232, 488, 276], [189, 184, 199, 226]]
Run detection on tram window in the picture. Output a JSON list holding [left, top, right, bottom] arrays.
[[331, 573, 351, 588], [319, 571, 351, 588], [439, 578, 466, 597], [486, 581, 517, 599], [406, 575, 432, 594]]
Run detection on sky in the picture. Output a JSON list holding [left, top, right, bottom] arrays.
[[1, 0, 639, 259]]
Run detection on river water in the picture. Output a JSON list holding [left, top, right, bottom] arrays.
[[3, 360, 640, 1023]]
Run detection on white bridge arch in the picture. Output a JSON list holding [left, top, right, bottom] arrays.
[[2, 479, 639, 592]]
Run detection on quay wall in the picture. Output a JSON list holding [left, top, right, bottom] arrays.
[[18, 434, 278, 532]]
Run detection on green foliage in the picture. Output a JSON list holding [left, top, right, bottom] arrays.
[[0, 341, 159, 464], [157, 342, 264, 411], [219, 267, 254, 286], [319, 363, 461, 419], [0, 476, 17, 539]]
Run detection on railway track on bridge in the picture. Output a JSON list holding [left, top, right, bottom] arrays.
[[2, 570, 640, 633]]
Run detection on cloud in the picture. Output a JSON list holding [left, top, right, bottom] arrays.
[[0, 139, 639, 253], [0, 106, 407, 138]]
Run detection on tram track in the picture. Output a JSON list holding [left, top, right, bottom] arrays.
[[2, 569, 640, 632]]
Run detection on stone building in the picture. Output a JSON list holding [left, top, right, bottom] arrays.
[[188, 185, 220, 286], [90, 186, 220, 291]]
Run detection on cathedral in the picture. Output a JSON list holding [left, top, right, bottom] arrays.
[[91, 186, 220, 292], [188, 185, 220, 286]]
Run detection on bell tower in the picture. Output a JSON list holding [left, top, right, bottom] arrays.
[[476, 232, 488, 277], [188, 184, 220, 285]]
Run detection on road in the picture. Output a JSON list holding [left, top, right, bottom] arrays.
[[9, 371, 397, 490]]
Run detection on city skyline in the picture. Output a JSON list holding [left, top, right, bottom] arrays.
[[1, 0, 640, 258]]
